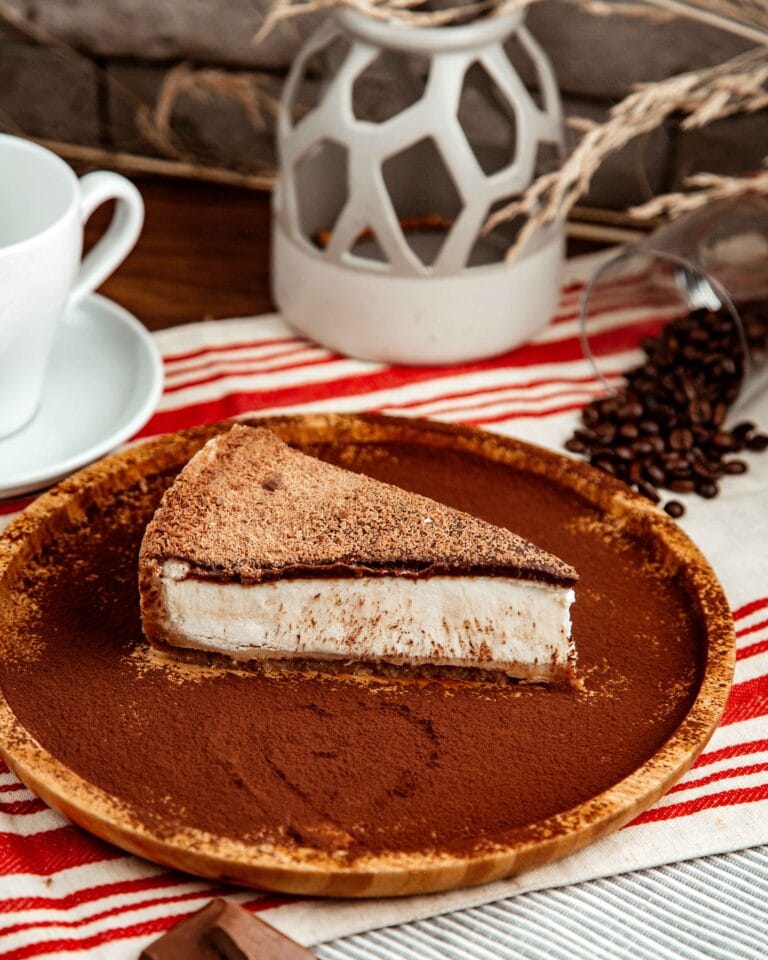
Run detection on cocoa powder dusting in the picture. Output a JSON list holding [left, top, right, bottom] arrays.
[[140, 425, 577, 586], [0, 441, 703, 860]]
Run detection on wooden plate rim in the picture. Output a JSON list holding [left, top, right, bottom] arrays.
[[0, 414, 735, 898]]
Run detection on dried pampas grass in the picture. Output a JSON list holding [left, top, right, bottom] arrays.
[[489, 47, 768, 258], [630, 163, 768, 219], [642, 0, 768, 45], [255, 0, 768, 46], [136, 63, 280, 162]]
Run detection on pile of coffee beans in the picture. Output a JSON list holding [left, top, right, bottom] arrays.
[[566, 300, 768, 518]]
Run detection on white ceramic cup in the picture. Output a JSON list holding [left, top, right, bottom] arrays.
[[0, 134, 144, 439]]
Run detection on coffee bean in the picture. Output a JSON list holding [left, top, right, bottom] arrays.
[[682, 378, 698, 402], [567, 299, 767, 505], [582, 406, 600, 427], [618, 401, 643, 420], [691, 458, 715, 479], [633, 439, 654, 456], [593, 423, 617, 444], [619, 423, 639, 441], [670, 429, 694, 451], [591, 446, 615, 461], [748, 433, 768, 452], [637, 480, 661, 504], [689, 399, 711, 423], [565, 438, 585, 454], [664, 500, 685, 518], [669, 479, 695, 493], [712, 431, 735, 451], [731, 420, 755, 440], [592, 458, 616, 476], [639, 419, 660, 436]]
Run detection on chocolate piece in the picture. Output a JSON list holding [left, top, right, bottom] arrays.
[[140, 900, 224, 959], [139, 899, 314, 960], [262, 471, 283, 492], [209, 900, 315, 959]]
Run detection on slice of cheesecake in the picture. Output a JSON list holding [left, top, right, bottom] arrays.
[[139, 425, 578, 684]]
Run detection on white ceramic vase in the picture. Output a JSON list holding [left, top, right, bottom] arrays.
[[272, 8, 564, 365]]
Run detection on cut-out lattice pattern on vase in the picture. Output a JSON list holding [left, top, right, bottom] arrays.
[[272, 8, 566, 365]]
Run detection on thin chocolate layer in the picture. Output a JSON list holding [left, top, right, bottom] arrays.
[[0, 439, 703, 861], [172, 561, 573, 584]]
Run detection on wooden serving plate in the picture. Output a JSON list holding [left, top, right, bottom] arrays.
[[0, 415, 734, 898]]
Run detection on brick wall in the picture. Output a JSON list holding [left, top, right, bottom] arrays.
[[1, 0, 765, 210]]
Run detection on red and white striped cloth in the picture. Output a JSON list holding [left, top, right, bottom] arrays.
[[1, 251, 767, 959]]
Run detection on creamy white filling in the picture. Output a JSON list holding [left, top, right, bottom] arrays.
[[160, 561, 575, 676]]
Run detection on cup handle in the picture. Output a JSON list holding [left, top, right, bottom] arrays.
[[68, 171, 144, 310]]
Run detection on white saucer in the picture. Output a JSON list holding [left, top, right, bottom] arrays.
[[0, 294, 163, 499]]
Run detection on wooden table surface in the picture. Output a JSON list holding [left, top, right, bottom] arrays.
[[85, 176, 275, 331], [86, 175, 600, 332]]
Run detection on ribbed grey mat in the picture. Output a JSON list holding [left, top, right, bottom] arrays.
[[317, 847, 768, 960]]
